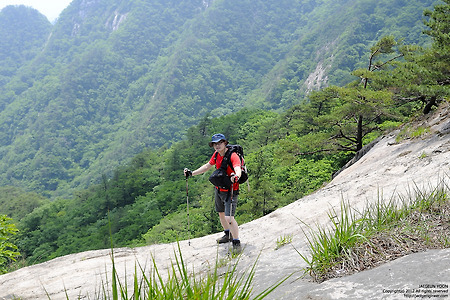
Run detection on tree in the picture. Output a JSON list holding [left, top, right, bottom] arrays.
[[414, 0, 449, 112], [244, 148, 279, 217], [421, 0, 450, 96], [0, 215, 20, 274], [305, 37, 403, 153], [0, 186, 49, 221], [372, 1, 449, 114]]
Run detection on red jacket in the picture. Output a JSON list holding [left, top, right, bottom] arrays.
[[209, 150, 241, 191]]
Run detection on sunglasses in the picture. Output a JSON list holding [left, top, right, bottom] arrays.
[[212, 140, 226, 146]]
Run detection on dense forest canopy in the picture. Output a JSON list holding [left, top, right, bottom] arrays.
[[0, 5, 51, 85], [0, 0, 448, 270]]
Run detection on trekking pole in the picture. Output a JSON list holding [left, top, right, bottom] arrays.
[[185, 175, 191, 246], [228, 188, 233, 255], [228, 175, 235, 255]]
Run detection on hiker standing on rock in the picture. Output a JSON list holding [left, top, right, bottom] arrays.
[[184, 133, 242, 253]]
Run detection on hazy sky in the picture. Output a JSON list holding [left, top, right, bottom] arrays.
[[0, 0, 72, 22]]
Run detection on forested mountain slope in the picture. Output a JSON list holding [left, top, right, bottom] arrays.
[[0, 0, 438, 197], [0, 6, 51, 87]]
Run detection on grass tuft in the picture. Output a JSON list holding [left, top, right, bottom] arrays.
[[297, 178, 450, 282], [84, 241, 290, 299], [275, 234, 293, 250]]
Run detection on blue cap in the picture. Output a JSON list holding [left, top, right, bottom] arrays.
[[209, 133, 227, 147]]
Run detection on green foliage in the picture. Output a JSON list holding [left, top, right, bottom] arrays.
[[422, 0, 450, 89], [11, 106, 344, 264], [0, 5, 51, 87], [15, 149, 165, 263], [304, 36, 408, 152], [396, 124, 432, 142], [366, 0, 450, 114], [143, 210, 189, 245], [0, 186, 49, 220], [0, 215, 20, 274], [0, 0, 438, 198], [275, 234, 293, 250]]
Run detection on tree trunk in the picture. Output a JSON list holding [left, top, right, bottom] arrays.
[[356, 115, 363, 151], [423, 96, 437, 114]]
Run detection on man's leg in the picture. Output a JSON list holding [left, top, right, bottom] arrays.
[[225, 215, 239, 240], [216, 190, 232, 243], [217, 212, 233, 243], [218, 212, 229, 230], [224, 192, 242, 253]]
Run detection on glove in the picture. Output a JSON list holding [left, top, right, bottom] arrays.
[[231, 173, 240, 183], [184, 168, 192, 178]]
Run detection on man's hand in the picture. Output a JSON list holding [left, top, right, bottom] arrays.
[[184, 168, 192, 178], [231, 173, 240, 183]]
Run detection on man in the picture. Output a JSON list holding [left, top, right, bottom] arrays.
[[184, 133, 242, 253]]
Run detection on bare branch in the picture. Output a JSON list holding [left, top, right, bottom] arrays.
[[371, 54, 404, 71]]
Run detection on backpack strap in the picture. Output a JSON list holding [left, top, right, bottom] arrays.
[[220, 147, 231, 171], [213, 147, 232, 170], [222, 146, 243, 171], [215, 146, 241, 171], [213, 151, 219, 164]]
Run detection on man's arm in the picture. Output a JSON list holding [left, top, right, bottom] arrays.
[[192, 162, 214, 176], [230, 153, 242, 180], [233, 166, 242, 178]]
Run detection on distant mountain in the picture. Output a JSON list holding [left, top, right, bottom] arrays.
[[0, 0, 438, 197], [0, 5, 51, 86]]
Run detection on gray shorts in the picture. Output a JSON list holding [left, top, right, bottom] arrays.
[[215, 189, 238, 216]]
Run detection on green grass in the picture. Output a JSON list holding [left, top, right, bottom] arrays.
[[88, 241, 290, 299], [418, 151, 428, 159], [296, 178, 450, 282], [275, 234, 293, 250], [396, 125, 431, 142], [295, 200, 368, 280]]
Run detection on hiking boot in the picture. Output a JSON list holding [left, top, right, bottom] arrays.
[[216, 232, 232, 244], [232, 240, 242, 254]]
